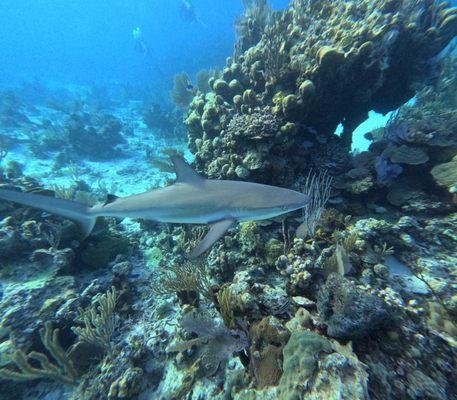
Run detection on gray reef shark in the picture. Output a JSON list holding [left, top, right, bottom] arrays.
[[0, 157, 308, 258]]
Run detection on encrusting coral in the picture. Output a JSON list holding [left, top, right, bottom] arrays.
[[278, 330, 332, 400]]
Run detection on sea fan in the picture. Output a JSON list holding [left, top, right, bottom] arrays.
[[169, 310, 249, 375]]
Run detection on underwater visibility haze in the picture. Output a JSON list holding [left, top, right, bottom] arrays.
[[0, 0, 456, 399]]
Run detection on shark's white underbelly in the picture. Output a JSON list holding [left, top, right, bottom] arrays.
[[100, 204, 289, 225], [133, 209, 234, 224], [149, 209, 289, 224]]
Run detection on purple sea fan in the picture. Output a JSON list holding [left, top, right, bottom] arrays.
[[375, 155, 403, 185], [169, 310, 249, 375]]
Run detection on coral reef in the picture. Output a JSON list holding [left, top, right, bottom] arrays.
[[186, 0, 457, 187], [0, 0, 456, 399], [26, 110, 126, 161]]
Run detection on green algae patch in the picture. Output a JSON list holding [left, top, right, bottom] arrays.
[[146, 246, 164, 269]]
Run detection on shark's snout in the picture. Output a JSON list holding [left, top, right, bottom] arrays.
[[283, 189, 309, 210]]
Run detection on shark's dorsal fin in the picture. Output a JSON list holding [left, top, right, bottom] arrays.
[[171, 156, 204, 185], [104, 194, 119, 206]]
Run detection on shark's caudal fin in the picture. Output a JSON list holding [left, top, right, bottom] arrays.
[[0, 189, 96, 238]]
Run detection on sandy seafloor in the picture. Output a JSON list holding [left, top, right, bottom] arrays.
[[2, 98, 389, 198], [1, 100, 192, 197]]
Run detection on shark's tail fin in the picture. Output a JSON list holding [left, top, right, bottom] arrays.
[[0, 189, 96, 238]]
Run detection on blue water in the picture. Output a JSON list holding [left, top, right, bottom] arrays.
[[0, 0, 431, 151], [0, 0, 288, 88]]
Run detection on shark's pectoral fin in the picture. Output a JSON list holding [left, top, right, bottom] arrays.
[[190, 218, 235, 258]]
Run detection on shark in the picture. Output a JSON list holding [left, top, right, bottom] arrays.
[[0, 157, 309, 258]]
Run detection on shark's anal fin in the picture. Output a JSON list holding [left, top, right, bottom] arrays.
[[190, 218, 235, 258], [170, 156, 204, 185]]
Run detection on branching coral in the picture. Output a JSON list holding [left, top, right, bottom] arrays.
[[216, 286, 236, 328], [368, 243, 394, 263], [0, 321, 79, 384], [49, 184, 77, 200], [151, 259, 214, 302], [296, 170, 333, 239], [71, 287, 119, 354]]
